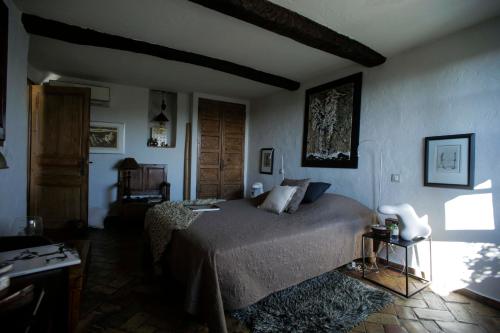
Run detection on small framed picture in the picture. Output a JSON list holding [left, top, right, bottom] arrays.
[[424, 133, 475, 189], [89, 121, 125, 154], [260, 148, 274, 175]]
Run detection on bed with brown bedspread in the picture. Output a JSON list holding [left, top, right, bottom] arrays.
[[164, 193, 373, 333]]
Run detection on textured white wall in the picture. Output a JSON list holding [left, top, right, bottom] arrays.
[[248, 18, 500, 300], [0, 0, 29, 235], [51, 77, 190, 228]]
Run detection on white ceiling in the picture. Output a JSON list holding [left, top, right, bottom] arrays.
[[15, 0, 500, 98]]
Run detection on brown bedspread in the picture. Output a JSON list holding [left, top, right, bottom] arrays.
[[166, 193, 373, 333]]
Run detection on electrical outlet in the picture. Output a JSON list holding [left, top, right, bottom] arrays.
[[391, 174, 400, 183]]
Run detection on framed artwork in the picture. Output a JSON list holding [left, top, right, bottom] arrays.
[[259, 148, 274, 174], [302, 72, 362, 168], [0, 1, 8, 146], [89, 121, 125, 154], [424, 133, 475, 189]]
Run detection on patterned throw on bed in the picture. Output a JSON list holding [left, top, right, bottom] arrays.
[[144, 199, 221, 264]]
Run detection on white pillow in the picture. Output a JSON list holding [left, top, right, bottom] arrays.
[[258, 185, 298, 215]]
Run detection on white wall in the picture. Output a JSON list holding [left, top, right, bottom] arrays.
[[248, 18, 500, 300], [49, 77, 190, 228], [0, 0, 29, 235]]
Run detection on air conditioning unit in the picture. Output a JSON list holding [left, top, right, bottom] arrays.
[[49, 81, 110, 107]]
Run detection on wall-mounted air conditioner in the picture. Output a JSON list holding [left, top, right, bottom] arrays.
[[49, 81, 111, 107]]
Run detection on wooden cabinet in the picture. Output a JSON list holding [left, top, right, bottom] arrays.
[[118, 164, 169, 225], [197, 98, 245, 200]]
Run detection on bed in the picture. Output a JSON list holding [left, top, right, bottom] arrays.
[[163, 193, 372, 333]]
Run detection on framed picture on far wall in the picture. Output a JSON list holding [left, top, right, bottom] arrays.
[[302, 72, 362, 169], [89, 122, 125, 154], [424, 133, 475, 189], [259, 148, 274, 174]]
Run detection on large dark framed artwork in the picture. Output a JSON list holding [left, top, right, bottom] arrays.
[[424, 133, 475, 189], [0, 0, 8, 146], [302, 72, 362, 168]]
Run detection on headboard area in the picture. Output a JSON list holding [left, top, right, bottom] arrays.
[[118, 164, 170, 200]]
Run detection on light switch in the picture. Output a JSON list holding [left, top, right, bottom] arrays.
[[391, 174, 400, 183]]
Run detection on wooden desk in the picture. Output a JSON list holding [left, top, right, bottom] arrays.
[[0, 237, 90, 333], [66, 240, 90, 332]]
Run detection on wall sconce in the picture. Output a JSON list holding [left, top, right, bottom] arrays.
[[148, 91, 170, 147], [0, 151, 8, 169], [152, 91, 169, 126]]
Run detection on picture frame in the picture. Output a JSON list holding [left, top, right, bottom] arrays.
[[302, 72, 362, 168], [259, 148, 274, 175], [0, 1, 8, 146], [89, 121, 125, 154], [424, 133, 475, 189]]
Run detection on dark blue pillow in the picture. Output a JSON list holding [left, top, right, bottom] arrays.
[[301, 182, 331, 203]]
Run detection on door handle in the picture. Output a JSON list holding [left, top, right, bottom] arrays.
[[220, 159, 224, 171]]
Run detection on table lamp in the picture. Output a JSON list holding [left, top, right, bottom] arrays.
[[119, 157, 139, 199]]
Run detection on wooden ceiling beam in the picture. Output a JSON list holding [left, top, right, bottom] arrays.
[[21, 14, 300, 91], [188, 0, 386, 67]]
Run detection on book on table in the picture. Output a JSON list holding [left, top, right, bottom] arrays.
[[185, 204, 220, 212]]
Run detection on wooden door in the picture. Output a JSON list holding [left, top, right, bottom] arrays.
[[197, 98, 245, 199], [29, 85, 90, 230]]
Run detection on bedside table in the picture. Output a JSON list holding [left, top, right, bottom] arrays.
[[362, 232, 432, 298]]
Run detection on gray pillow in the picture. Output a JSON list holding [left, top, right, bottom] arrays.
[[258, 186, 298, 215], [281, 178, 311, 213]]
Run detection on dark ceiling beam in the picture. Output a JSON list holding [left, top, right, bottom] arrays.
[[21, 13, 300, 91], [188, 0, 386, 67]]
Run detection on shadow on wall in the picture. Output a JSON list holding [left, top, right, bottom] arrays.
[[464, 243, 500, 294]]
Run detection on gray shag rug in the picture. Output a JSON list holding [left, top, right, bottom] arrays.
[[230, 270, 393, 333]]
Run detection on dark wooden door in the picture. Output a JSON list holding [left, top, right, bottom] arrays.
[[29, 85, 90, 229], [197, 98, 245, 199]]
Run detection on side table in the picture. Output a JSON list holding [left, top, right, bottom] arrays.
[[362, 232, 432, 298]]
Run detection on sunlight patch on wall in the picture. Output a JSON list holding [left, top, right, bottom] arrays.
[[445, 193, 495, 230], [474, 179, 492, 190]]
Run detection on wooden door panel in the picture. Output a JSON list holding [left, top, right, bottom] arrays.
[[222, 185, 243, 200], [200, 152, 220, 166], [223, 168, 242, 183], [224, 153, 242, 167], [224, 136, 242, 152], [197, 98, 245, 200], [199, 108, 219, 119], [200, 168, 219, 183], [200, 135, 220, 151], [198, 184, 218, 199], [224, 122, 244, 135], [221, 107, 245, 199], [32, 185, 82, 229], [29, 85, 90, 230], [200, 119, 220, 135]]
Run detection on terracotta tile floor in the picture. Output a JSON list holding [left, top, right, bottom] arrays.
[[79, 227, 499, 332]]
